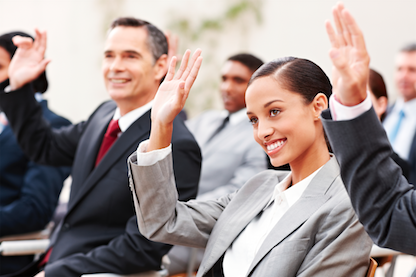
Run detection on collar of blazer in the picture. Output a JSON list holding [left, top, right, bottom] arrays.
[[67, 102, 151, 215], [199, 156, 339, 276]]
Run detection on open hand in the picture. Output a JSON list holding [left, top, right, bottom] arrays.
[[325, 3, 369, 106], [151, 49, 202, 125], [147, 49, 202, 151], [8, 29, 50, 90]]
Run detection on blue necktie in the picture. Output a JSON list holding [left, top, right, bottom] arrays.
[[389, 110, 405, 144]]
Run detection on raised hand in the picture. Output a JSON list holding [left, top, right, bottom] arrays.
[[148, 49, 202, 151], [325, 3, 370, 106], [8, 29, 50, 90]]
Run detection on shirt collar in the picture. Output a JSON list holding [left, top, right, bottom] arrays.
[[34, 92, 43, 102], [265, 164, 324, 210], [113, 100, 153, 132], [393, 97, 416, 117]]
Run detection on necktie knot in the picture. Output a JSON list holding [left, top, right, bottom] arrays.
[[106, 119, 120, 138], [389, 109, 405, 144]]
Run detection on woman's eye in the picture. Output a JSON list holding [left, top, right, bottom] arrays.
[[249, 117, 258, 125], [270, 109, 280, 117]]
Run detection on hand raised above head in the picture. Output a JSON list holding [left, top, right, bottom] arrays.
[[325, 3, 370, 106], [148, 49, 202, 151], [8, 29, 50, 90]]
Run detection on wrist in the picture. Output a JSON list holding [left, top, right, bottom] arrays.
[[147, 121, 173, 152]]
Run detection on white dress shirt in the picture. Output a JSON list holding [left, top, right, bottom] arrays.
[[112, 100, 153, 133], [222, 166, 322, 277], [383, 97, 416, 159]]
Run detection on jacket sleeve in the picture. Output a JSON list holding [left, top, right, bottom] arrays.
[[0, 80, 86, 166], [128, 149, 234, 249], [321, 107, 416, 255]]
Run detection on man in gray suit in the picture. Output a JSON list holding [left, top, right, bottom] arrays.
[[169, 53, 267, 274], [322, 3, 416, 256]]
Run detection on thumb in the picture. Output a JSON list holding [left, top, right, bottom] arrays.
[[36, 59, 51, 75]]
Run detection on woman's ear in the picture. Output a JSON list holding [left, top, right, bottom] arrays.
[[376, 96, 388, 115], [312, 93, 328, 120]]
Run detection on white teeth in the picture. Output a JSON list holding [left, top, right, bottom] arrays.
[[266, 140, 285, 151], [111, 79, 128, 83]]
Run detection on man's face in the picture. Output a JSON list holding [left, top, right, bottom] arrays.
[[220, 61, 253, 113], [0, 47, 10, 83], [395, 51, 416, 102], [102, 26, 162, 112]]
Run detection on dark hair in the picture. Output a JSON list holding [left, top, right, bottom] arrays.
[[249, 57, 332, 103], [110, 17, 168, 62], [400, 42, 416, 53], [249, 57, 333, 151], [0, 31, 48, 93], [368, 68, 388, 121], [227, 53, 264, 73]]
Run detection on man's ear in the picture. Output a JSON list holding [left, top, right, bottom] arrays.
[[153, 54, 168, 82], [312, 92, 328, 120]]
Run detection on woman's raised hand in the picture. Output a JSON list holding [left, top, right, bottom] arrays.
[[325, 3, 369, 106], [147, 49, 202, 151], [8, 29, 50, 90]]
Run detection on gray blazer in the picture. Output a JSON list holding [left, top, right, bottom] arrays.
[[128, 153, 372, 277], [186, 110, 267, 199]]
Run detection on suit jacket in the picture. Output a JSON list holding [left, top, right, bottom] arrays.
[[322, 107, 416, 255], [128, 151, 372, 277], [186, 110, 267, 199], [0, 100, 71, 275], [0, 81, 201, 276]]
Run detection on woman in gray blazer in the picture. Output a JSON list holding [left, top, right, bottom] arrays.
[[127, 43, 372, 276]]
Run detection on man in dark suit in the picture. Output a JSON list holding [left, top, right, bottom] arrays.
[[382, 43, 416, 185], [0, 31, 71, 275], [0, 18, 201, 277], [322, 3, 416, 255]]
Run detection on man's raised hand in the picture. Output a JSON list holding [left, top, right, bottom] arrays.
[[325, 3, 370, 106], [8, 29, 50, 90]]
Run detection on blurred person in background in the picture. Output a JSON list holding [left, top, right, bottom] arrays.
[[0, 31, 71, 275], [382, 43, 416, 185]]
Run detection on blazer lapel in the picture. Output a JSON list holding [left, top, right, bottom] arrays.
[[246, 157, 340, 275], [67, 110, 151, 215], [200, 173, 282, 275]]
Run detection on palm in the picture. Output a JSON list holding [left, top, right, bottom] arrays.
[[151, 49, 203, 125], [326, 4, 369, 106]]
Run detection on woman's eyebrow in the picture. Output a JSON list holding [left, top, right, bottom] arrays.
[[264, 99, 283, 108]]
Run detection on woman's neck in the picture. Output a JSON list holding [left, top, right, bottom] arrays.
[[289, 140, 330, 186]]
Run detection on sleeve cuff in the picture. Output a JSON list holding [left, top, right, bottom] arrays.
[[329, 93, 372, 121], [135, 140, 172, 166]]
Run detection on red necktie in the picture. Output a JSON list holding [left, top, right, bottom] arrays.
[[95, 119, 121, 167]]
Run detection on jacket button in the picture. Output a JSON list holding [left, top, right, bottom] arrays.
[[63, 223, 70, 230]]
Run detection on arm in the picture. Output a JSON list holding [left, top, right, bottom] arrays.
[[324, 3, 416, 255], [129, 149, 232, 248]]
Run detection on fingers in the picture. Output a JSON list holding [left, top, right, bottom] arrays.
[[180, 49, 202, 81], [184, 55, 203, 94], [174, 50, 191, 80], [325, 20, 338, 49], [165, 56, 177, 81], [342, 9, 367, 55], [12, 36, 33, 49]]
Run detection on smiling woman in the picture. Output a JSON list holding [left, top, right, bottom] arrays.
[[126, 6, 373, 277]]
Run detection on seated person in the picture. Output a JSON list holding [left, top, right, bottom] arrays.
[[0, 31, 71, 275], [169, 53, 267, 274], [128, 47, 372, 276], [368, 68, 410, 180]]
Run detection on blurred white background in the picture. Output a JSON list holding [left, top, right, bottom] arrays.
[[0, 0, 415, 122]]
